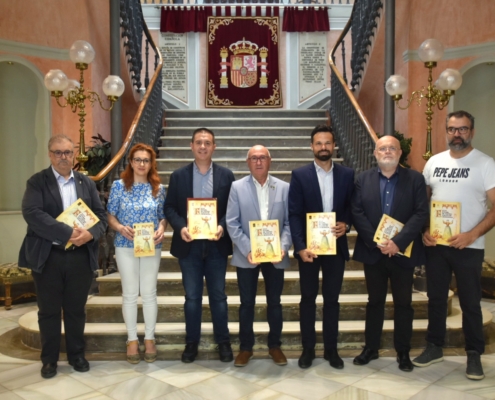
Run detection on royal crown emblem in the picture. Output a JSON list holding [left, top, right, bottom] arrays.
[[218, 38, 269, 89]]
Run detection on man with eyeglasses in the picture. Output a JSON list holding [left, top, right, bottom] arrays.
[[413, 110, 495, 380], [164, 128, 235, 363], [18, 134, 107, 379], [351, 135, 428, 372], [226, 145, 292, 367], [289, 125, 354, 369]]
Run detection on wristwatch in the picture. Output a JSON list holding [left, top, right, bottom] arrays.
[[345, 224, 351, 233]]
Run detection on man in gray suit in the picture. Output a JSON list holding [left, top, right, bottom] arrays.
[[227, 145, 292, 367]]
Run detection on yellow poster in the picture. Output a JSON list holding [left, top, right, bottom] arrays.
[[374, 214, 412, 258], [249, 220, 282, 263], [56, 198, 99, 249], [133, 222, 155, 257], [187, 198, 218, 240], [306, 212, 336, 255], [430, 201, 461, 246]]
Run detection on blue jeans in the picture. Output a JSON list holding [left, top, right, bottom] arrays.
[[178, 240, 230, 344], [237, 264, 284, 351]]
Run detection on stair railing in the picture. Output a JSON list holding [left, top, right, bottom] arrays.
[[329, 0, 380, 176], [90, 1, 164, 275]]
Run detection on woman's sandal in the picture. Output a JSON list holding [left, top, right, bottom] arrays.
[[144, 339, 157, 363], [126, 340, 141, 364]]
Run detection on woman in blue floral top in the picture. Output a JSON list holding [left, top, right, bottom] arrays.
[[107, 143, 167, 364]]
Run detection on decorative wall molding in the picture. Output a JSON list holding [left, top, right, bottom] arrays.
[[403, 41, 495, 63], [0, 39, 69, 60], [142, 4, 352, 31]]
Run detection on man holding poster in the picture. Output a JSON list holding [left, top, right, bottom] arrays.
[[164, 128, 235, 363], [226, 145, 292, 367], [351, 135, 428, 372], [289, 125, 354, 369], [414, 111, 495, 380]]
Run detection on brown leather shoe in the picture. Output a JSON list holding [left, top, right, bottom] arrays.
[[234, 350, 253, 367], [269, 347, 288, 366]]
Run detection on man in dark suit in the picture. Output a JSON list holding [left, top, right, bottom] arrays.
[[351, 135, 428, 371], [164, 128, 235, 363], [289, 125, 354, 369], [18, 134, 107, 379]]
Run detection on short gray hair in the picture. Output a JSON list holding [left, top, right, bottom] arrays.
[[48, 134, 74, 150]]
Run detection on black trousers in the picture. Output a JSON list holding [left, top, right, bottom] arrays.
[[425, 246, 484, 354], [32, 246, 93, 364], [298, 252, 345, 350], [363, 257, 414, 352]]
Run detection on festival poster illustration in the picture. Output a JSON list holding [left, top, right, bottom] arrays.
[[249, 220, 282, 263], [306, 212, 336, 255], [187, 198, 218, 240], [56, 199, 100, 249], [133, 223, 155, 257], [430, 201, 461, 246], [374, 214, 412, 258]]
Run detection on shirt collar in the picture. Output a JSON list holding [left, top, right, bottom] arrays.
[[377, 166, 399, 178], [193, 161, 213, 175], [51, 165, 74, 182], [314, 161, 334, 173], [252, 175, 269, 188]]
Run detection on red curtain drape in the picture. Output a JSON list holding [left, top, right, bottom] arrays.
[[282, 7, 330, 32], [160, 6, 208, 33]]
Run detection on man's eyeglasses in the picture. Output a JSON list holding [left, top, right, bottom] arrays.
[[132, 158, 151, 165], [50, 150, 74, 158], [377, 146, 398, 153], [248, 156, 269, 163], [446, 126, 471, 135]]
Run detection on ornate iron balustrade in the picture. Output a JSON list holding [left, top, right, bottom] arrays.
[[350, 0, 382, 91], [329, 0, 378, 176], [91, 0, 164, 274], [140, 0, 354, 4]]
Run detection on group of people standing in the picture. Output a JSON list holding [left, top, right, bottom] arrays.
[[19, 110, 495, 383]]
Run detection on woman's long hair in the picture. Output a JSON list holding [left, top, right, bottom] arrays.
[[121, 143, 161, 197]]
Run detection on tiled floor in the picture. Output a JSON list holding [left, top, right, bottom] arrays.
[[0, 301, 494, 400]]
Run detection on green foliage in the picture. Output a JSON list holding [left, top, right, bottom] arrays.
[[74, 134, 112, 176], [377, 131, 412, 168]]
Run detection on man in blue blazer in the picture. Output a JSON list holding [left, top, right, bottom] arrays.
[[351, 135, 428, 371], [289, 125, 354, 369], [18, 134, 107, 379], [164, 128, 235, 363], [227, 145, 292, 367]]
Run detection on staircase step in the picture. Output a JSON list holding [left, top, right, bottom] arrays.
[[157, 158, 340, 172], [163, 110, 327, 119], [165, 118, 328, 128], [162, 127, 323, 136], [158, 170, 289, 184], [98, 270, 370, 296], [85, 292, 451, 323], [19, 306, 492, 352], [158, 147, 336, 159], [161, 136, 311, 147]]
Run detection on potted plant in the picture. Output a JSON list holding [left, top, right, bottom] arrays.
[[74, 134, 112, 176]]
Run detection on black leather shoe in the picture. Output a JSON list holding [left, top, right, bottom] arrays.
[[324, 348, 344, 369], [353, 348, 379, 365], [397, 351, 414, 372], [181, 342, 199, 363], [69, 357, 90, 372], [298, 348, 315, 369], [41, 362, 57, 379], [218, 342, 233, 362]]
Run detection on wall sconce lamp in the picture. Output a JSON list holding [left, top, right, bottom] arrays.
[[385, 39, 462, 161], [44, 40, 125, 174]]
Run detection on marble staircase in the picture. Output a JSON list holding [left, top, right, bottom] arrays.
[[18, 109, 493, 355]]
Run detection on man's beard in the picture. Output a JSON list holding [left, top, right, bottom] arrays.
[[314, 150, 332, 161], [448, 136, 471, 151], [377, 159, 399, 169]]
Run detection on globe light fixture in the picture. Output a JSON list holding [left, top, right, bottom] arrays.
[[385, 39, 462, 160], [44, 40, 124, 174]]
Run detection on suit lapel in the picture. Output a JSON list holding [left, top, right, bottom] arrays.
[[391, 167, 406, 216], [74, 171, 84, 199], [248, 176, 261, 219], [45, 167, 64, 213], [211, 163, 219, 198], [371, 169, 383, 216], [267, 175, 276, 218], [186, 163, 194, 198], [308, 164, 323, 211]]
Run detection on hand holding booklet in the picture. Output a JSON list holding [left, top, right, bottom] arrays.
[[374, 214, 412, 258], [56, 199, 100, 249]]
